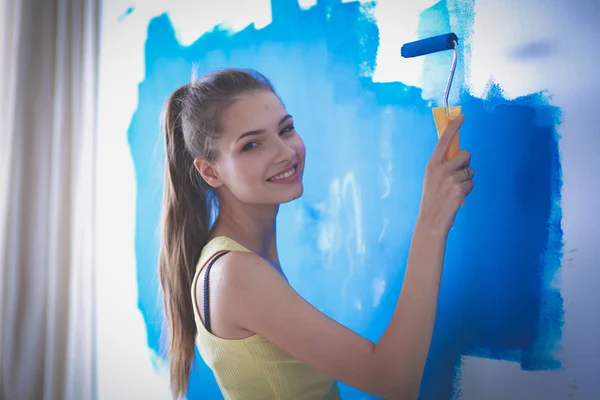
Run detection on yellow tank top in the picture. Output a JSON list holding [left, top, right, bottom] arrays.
[[191, 236, 341, 400]]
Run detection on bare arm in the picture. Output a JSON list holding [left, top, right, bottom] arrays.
[[374, 114, 474, 396], [202, 115, 473, 399], [372, 220, 448, 398]]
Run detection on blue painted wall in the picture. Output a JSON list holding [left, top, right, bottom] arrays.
[[127, 1, 563, 398]]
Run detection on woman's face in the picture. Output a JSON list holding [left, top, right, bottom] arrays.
[[207, 90, 306, 206]]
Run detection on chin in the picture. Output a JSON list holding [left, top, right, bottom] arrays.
[[279, 183, 304, 204], [266, 179, 303, 204]]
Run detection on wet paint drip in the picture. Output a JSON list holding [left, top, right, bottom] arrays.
[[127, 2, 563, 399]]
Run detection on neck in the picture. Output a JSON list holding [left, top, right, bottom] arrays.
[[212, 200, 280, 264]]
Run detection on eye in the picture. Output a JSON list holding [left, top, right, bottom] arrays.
[[242, 141, 258, 151], [280, 125, 295, 135]]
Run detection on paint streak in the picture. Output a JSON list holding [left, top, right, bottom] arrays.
[[118, 6, 135, 23], [127, 1, 564, 399]]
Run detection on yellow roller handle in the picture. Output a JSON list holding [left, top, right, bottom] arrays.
[[432, 105, 465, 206]]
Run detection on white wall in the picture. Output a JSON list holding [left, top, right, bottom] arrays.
[[95, 1, 600, 398]]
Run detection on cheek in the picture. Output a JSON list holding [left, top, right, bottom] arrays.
[[231, 157, 263, 183], [294, 135, 306, 160]]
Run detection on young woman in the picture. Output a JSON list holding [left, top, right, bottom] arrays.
[[158, 68, 474, 400]]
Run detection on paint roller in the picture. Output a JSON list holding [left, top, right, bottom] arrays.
[[401, 32, 461, 161], [401, 33, 465, 205]]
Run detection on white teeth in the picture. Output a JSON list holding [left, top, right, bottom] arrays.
[[269, 167, 296, 181]]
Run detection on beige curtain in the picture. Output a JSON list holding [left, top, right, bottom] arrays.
[[0, 0, 99, 399]]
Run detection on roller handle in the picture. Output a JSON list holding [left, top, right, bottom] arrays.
[[401, 33, 459, 58]]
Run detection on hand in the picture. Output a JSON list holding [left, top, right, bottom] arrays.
[[418, 114, 474, 233]]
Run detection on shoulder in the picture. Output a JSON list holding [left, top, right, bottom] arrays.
[[203, 250, 284, 299], [194, 250, 284, 322]]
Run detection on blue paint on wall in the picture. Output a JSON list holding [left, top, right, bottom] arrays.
[[118, 6, 135, 23], [126, 1, 564, 399]]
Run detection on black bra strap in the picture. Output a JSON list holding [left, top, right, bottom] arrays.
[[203, 251, 231, 334]]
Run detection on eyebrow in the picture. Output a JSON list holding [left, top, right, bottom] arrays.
[[236, 114, 293, 143]]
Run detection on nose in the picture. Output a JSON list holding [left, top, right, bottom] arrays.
[[273, 137, 296, 165]]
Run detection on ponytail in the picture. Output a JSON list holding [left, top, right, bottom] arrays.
[[158, 85, 212, 399], [157, 68, 277, 398]]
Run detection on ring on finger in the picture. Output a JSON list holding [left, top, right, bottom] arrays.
[[463, 168, 470, 179]]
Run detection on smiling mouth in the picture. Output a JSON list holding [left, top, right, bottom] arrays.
[[267, 165, 298, 182]]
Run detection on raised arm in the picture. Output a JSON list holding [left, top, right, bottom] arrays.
[[374, 113, 473, 396]]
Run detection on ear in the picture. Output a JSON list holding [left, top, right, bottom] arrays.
[[194, 157, 223, 188]]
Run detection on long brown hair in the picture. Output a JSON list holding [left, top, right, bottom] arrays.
[[158, 68, 275, 398]]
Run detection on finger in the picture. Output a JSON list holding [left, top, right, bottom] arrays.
[[446, 150, 471, 170], [452, 167, 474, 182], [433, 114, 464, 162], [461, 180, 475, 198]]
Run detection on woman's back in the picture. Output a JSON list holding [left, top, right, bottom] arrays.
[[192, 236, 341, 400]]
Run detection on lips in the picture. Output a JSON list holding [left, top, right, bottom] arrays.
[[267, 163, 298, 182]]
